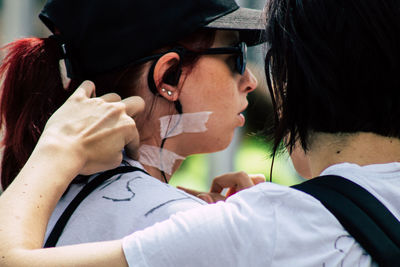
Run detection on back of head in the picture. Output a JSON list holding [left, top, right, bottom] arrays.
[[265, 0, 400, 152]]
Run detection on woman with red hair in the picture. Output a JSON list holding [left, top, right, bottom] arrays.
[[0, 0, 263, 248], [6, 0, 400, 265]]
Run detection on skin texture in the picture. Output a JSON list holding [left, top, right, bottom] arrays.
[[0, 81, 144, 267], [134, 30, 257, 181], [289, 144, 312, 179], [0, 31, 258, 267], [174, 30, 257, 153], [2, 0, 400, 264], [179, 172, 266, 203], [1, 34, 400, 267], [307, 133, 400, 177], [2, 116, 400, 266]]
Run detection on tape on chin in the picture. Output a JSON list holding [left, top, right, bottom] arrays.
[[138, 145, 185, 175], [159, 111, 212, 139]]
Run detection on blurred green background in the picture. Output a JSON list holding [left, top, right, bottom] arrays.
[[171, 136, 303, 191]]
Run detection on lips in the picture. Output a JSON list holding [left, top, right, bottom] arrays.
[[239, 103, 248, 114], [238, 113, 245, 126], [237, 103, 248, 126]]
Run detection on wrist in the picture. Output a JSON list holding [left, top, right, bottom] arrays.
[[33, 131, 87, 183]]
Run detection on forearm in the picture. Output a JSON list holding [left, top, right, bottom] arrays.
[[0, 139, 128, 267], [0, 82, 142, 266], [0, 139, 82, 251], [2, 240, 127, 267]]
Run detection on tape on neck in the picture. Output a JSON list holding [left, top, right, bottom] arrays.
[[159, 112, 212, 139], [138, 145, 185, 176]]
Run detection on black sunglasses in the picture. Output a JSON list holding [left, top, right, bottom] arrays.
[[135, 42, 247, 75]]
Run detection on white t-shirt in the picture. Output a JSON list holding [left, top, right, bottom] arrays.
[[123, 162, 400, 266], [45, 157, 205, 246]]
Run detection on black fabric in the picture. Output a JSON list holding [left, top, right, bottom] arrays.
[[44, 166, 149, 248], [39, 0, 265, 78], [292, 175, 400, 266]]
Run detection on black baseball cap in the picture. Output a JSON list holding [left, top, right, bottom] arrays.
[[39, 0, 266, 78]]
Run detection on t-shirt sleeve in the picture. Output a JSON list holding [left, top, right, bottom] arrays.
[[122, 185, 278, 267]]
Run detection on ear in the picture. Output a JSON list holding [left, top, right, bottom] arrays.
[[153, 52, 182, 102]]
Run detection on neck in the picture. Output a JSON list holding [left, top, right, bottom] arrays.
[[141, 165, 175, 183], [133, 106, 206, 182], [127, 88, 189, 183], [307, 132, 400, 177], [141, 152, 185, 183], [136, 137, 186, 183]]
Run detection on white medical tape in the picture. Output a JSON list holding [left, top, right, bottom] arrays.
[[159, 111, 212, 139], [138, 144, 185, 175]]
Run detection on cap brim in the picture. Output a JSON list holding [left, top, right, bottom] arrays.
[[206, 7, 265, 31], [204, 7, 266, 46]]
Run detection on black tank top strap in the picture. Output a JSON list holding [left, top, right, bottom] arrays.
[[44, 166, 148, 248]]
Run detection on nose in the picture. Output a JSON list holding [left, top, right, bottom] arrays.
[[240, 68, 257, 93]]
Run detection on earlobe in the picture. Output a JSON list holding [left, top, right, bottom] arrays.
[[161, 88, 173, 97], [153, 52, 182, 102], [159, 86, 179, 101]]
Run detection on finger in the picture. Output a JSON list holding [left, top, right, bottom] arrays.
[[125, 133, 140, 160], [250, 174, 266, 185], [71, 80, 96, 99], [210, 171, 252, 193], [100, 93, 122, 102], [226, 187, 237, 198], [210, 172, 238, 193], [122, 96, 145, 117], [124, 118, 140, 160], [177, 186, 203, 197], [125, 141, 140, 160], [197, 193, 214, 204], [208, 192, 227, 203], [225, 175, 265, 198]]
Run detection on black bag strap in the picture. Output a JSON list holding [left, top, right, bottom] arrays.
[[44, 166, 149, 248], [291, 175, 400, 266]]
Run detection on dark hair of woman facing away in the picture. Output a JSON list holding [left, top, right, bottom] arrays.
[[0, 29, 215, 190], [265, 0, 400, 156]]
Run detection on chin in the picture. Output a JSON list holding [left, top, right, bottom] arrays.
[[208, 133, 235, 153], [189, 128, 235, 154]]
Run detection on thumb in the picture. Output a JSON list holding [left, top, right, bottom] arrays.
[[122, 96, 145, 118], [122, 96, 145, 160], [250, 174, 266, 185]]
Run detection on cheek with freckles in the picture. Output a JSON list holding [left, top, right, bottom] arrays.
[[200, 112, 237, 151]]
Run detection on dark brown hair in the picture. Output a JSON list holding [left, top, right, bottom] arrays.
[[0, 29, 216, 190], [264, 0, 400, 157]]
